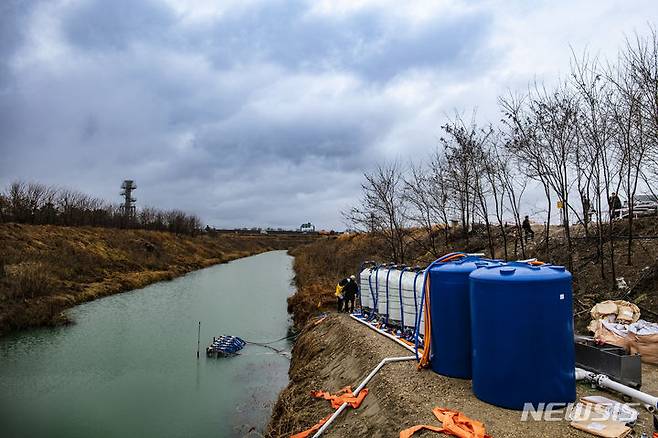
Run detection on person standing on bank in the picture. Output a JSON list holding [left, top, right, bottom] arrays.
[[522, 215, 535, 243], [335, 278, 347, 312], [343, 275, 358, 313], [609, 192, 622, 219]]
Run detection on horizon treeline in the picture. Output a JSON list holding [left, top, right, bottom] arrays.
[[0, 181, 203, 235], [347, 27, 658, 287]]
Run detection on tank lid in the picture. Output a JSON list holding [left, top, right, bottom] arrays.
[[470, 262, 572, 282], [500, 267, 516, 276], [430, 256, 502, 274]]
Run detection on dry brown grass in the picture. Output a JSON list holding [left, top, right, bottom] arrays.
[[4, 261, 56, 298], [285, 219, 658, 331], [287, 234, 389, 326], [0, 223, 315, 335]]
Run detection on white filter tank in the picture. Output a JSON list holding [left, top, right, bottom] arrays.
[[359, 267, 376, 310], [358, 265, 426, 335]]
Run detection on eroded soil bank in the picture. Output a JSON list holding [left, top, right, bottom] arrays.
[[268, 314, 658, 437]]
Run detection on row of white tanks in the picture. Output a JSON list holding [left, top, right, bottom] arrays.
[[358, 265, 425, 335]]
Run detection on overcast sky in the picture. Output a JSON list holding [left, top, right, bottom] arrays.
[[1, 1, 657, 230]]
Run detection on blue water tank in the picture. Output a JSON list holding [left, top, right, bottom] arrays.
[[469, 263, 576, 410], [429, 256, 500, 378]]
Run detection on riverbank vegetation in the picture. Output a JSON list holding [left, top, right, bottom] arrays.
[[0, 223, 314, 335], [0, 181, 203, 235], [288, 219, 658, 332]]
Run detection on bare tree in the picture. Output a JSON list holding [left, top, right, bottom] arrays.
[[571, 49, 620, 284], [346, 163, 409, 263], [1, 181, 204, 235], [403, 161, 439, 257], [440, 113, 493, 247], [501, 82, 580, 270], [608, 37, 652, 266]]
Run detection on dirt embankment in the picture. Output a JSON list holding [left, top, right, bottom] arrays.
[[268, 314, 658, 438], [271, 222, 658, 437], [0, 223, 315, 335]]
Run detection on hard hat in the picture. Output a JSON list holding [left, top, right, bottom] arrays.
[[350, 275, 356, 280]]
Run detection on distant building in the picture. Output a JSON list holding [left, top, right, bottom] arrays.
[[300, 222, 315, 233]]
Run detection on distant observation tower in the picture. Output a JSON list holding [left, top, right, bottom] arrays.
[[120, 180, 137, 221]]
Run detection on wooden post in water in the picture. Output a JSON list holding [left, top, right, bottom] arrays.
[[197, 321, 201, 358]]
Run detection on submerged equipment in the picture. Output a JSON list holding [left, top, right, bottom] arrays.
[[206, 335, 246, 356], [206, 333, 297, 358]]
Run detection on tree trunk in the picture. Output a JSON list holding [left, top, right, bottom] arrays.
[[545, 186, 552, 259], [501, 225, 509, 259], [608, 215, 617, 289], [627, 209, 633, 266], [563, 201, 574, 271]]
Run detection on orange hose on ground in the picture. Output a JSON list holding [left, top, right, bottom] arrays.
[[400, 407, 492, 438], [291, 414, 331, 438], [291, 386, 370, 438], [310, 386, 369, 409]]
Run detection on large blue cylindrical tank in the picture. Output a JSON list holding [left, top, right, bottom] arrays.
[[469, 263, 576, 410], [429, 256, 500, 378]]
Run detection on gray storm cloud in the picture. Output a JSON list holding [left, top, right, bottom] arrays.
[[1, 0, 658, 229]]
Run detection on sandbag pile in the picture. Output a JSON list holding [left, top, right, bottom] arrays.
[[589, 300, 640, 324], [588, 300, 658, 365]]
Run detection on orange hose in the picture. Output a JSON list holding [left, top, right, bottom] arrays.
[[418, 276, 432, 369], [440, 253, 466, 263], [400, 407, 492, 438], [418, 253, 466, 369]]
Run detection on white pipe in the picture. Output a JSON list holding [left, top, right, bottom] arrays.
[[349, 314, 417, 354], [575, 367, 593, 381], [596, 375, 658, 412], [575, 367, 658, 412], [311, 355, 416, 437]]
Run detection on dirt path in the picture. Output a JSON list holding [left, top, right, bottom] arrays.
[[269, 313, 658, 437]]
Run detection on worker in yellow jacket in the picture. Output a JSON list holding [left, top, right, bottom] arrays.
[[335, 278, 348, 312]]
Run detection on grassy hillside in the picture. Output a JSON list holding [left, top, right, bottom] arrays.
[[0, 223, 313, 335], [288, 220, 658, 330]]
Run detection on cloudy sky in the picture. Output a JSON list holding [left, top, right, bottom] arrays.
[[1, 0, 657, 229]]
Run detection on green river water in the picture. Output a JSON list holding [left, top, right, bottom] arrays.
[[0, 250, 295, 438]]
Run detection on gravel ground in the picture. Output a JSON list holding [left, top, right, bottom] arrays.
[[268, 313, 658, 438]]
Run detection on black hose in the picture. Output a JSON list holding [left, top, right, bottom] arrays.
[[243, 333, 298, 345]]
